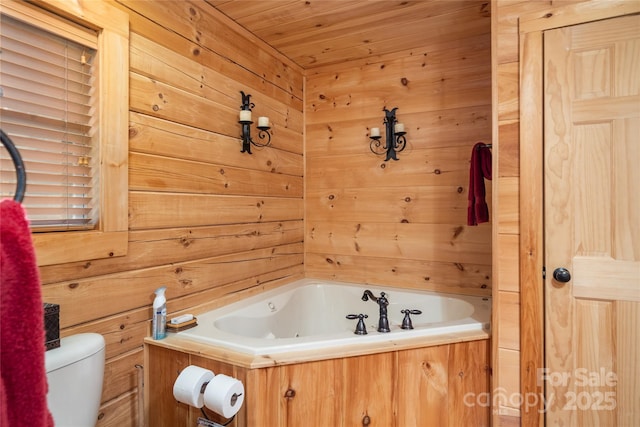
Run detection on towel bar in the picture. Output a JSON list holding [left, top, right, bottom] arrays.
[[0, 129, 26, 203]]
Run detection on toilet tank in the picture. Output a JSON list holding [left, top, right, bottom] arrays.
[[45, 333, 105, 427]]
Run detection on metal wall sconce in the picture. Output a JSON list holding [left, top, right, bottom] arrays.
[[239, 91, 271, 154], [369, 107, 407, 161]]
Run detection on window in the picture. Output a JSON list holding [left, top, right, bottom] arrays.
[[0, 0, 129, 265], [1, 14, 98, 230]]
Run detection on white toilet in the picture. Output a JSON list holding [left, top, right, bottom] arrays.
[[45, 333, 106, 427]]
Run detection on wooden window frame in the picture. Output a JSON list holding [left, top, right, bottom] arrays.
[[1, 0, 129, 266], [518, 1, 640, 425]]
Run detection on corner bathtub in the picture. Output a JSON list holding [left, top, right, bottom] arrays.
[[177, 278, 491, 357]]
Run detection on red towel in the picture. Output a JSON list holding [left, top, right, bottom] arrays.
[[0, 199, 54, 427], [467, 142, 492, 226]]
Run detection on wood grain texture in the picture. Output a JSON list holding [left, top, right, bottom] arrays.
[[211, 0, 490, 69], [35, 2, 306, 425], [519, 27, 545, 427], [543, 14, 640, 426], [129, 112, 303, 175], [492, 2, 571, 426], [306, 221, 491, 265], [304, 20, 492, 297], [305, 253, 491, 297], [306, 186, 480, 224], [11, 0, 131, 267], [32, 1, 495, 424], [397, 345, 450, 426], [511, 3, 640, 427], [449, 339, 490, 427], [343, 352, 396, 426], [146, 339, 490, 426], [496, 234, 519, 292]]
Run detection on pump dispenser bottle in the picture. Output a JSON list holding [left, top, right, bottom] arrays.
[[152, 287, 167, 340]]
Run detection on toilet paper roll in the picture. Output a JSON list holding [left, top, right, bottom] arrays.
[[172, 365, 215, 408], [203, 374, 245, 418]]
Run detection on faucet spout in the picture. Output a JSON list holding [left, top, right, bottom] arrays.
[[361, 290, 378, 303], [361, 290, 390, 333]]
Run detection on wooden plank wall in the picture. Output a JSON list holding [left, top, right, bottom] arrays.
[[38, 2, 305, 426], [304, 17, 493, 295], [491, 1, 591, 426]]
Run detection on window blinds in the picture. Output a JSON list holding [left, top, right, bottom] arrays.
[[0, 13, 98, 230]]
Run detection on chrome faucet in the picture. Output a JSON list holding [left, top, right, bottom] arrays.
[[361, 290, 390, 332]]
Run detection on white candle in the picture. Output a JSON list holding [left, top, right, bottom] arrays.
[[370, 127, 380, 137], [239, 110, 252, 122], [258, 116, 269, 128], [394, 123, 405, 133]]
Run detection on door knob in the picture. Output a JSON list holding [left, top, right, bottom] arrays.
[[552, 267, 571, 283]]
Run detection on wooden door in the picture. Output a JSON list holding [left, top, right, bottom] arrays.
[[544, 14, 640, 426]]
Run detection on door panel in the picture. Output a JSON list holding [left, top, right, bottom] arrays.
[[544, 14, 640, 426]]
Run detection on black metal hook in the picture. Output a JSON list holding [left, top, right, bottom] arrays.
[[0, 129, 26, 203]]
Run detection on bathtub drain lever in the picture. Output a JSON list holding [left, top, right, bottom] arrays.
[[346, 314, 368, 335]]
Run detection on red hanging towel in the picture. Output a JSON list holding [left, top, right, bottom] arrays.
[[0, 199, 54, 427], [467, 142, 492, 226]]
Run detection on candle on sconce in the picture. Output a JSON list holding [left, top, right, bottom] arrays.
[[394, 123, 405, 134], [258, 116, 269, 128], [239, 110, 252, 122], [370, 127, 380, 137]]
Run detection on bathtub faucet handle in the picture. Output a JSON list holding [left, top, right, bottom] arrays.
[[401, 309, 422, 330], [346, 314, 368, 335]]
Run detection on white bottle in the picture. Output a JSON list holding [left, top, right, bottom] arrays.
[[152, 287, 167, 340]]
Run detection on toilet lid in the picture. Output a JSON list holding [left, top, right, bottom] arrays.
[[45, 333, 105, 372]]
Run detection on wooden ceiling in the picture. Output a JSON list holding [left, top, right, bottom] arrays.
[[208, 0, 491, 69]]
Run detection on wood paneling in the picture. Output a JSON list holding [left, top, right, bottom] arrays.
[[34, 1, 495, 424], [492, 2, 639, 427], [307, 186, 473, 224], [497, 62, 520, 121], [449, 339, 491, 427], [497, 120, 519, 177], [496, 176, 519, 234], [304, 12, 492, 294], [497, 291, 520, 351], [305, 253, 491, 297], [496, 234, 519, 292], [38, 2, 304, 426], [497, 348, 520, 411], [147, 339, 490, 426], [129, 112, 303, 176], [343, 352, 396, 426], [306, 221, 491, 265], [211, 0, 490, 69], [397, 346, 450, 425], [119, 0, 303, 95], [306, 146, 490, 189], [491, 1, 560, 425]]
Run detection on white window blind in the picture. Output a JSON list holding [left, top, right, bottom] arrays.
[[0, 13, 99, 230]]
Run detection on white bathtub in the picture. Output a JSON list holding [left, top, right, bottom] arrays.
[[178, 278, 491, 356]]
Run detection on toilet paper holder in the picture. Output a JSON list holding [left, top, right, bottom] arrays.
[[229, 392, 242, 407], [173, 365, 245, 419], [199, 382, 242, 407]]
